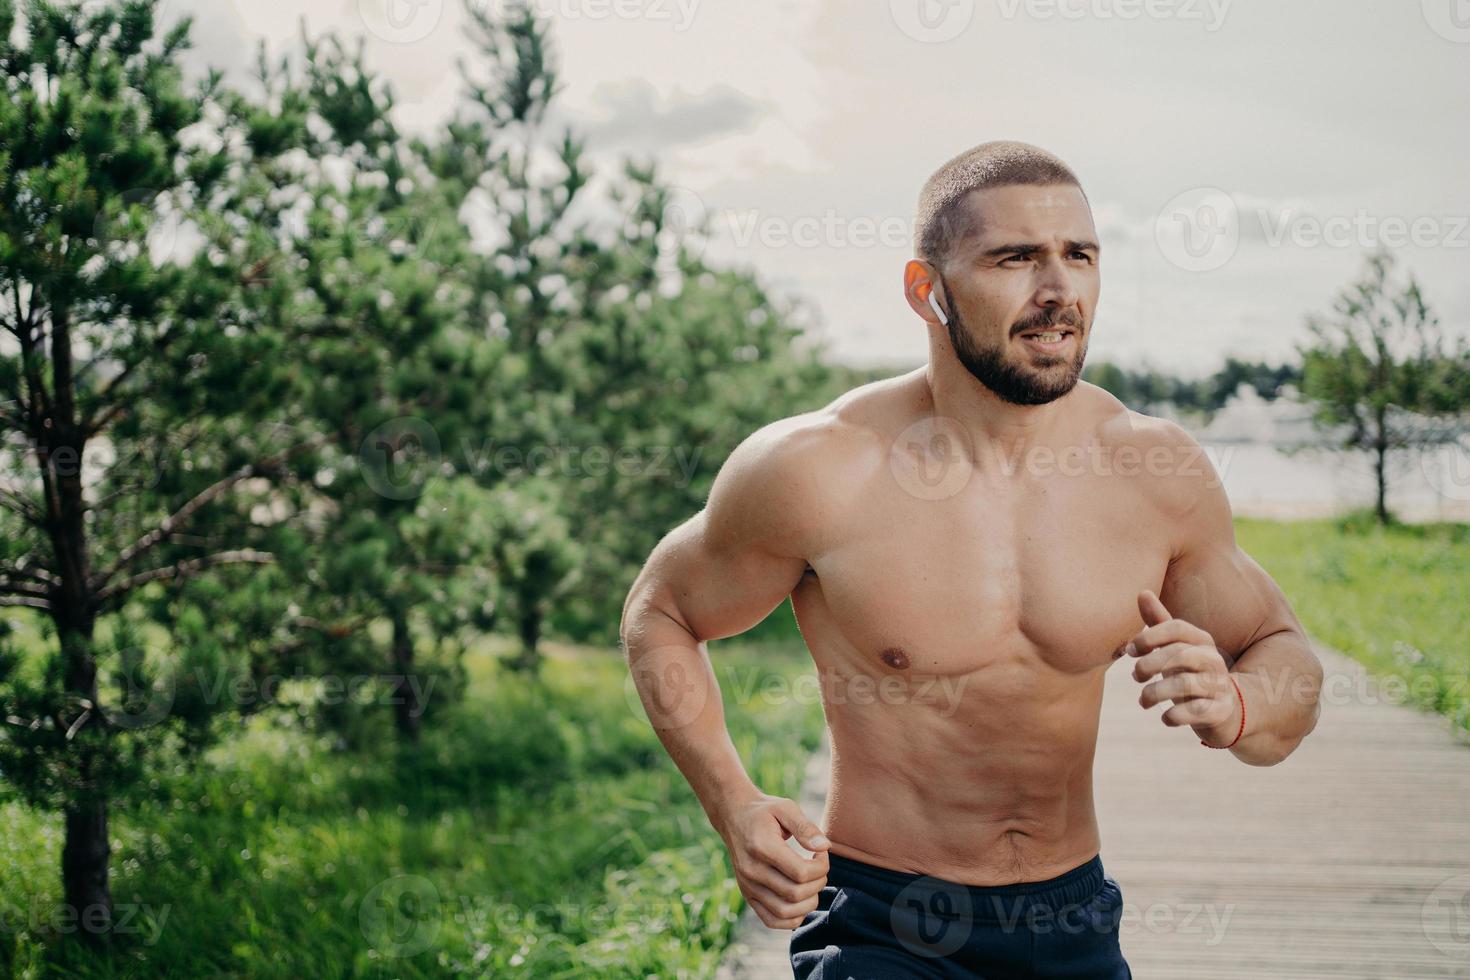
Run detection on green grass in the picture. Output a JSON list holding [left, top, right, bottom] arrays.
[[1236, 515, 1470, 733], [0, 635, 824, 979]]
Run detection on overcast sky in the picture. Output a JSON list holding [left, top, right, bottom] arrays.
[[170, 0, 1470, 375]]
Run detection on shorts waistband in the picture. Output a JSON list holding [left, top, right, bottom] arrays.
[[825, 852, 1107, 922]]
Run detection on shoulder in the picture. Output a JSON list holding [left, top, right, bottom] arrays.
[[1093, 398, 1198, 459], [1091, 396, 1231, 530], [716, 390, 889, 497], [704, 373, 899, 551]]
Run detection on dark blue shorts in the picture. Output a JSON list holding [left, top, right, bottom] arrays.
[[789, 852, 1131, 979]]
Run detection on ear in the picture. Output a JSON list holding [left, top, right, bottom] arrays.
[[904, 259, 946, 326]]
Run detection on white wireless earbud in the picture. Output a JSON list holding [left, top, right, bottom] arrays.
[[927, 289, 949, 326]]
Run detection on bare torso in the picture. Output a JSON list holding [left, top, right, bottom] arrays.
[[786, 369, 1178, 885]]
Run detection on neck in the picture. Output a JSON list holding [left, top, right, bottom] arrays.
[[920, 336, 1071, 455]]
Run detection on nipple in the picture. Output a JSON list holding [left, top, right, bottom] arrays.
[[880, 647, 911, 670]]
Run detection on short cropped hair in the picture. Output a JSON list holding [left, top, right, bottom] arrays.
[[914, 141, 1084, 267]]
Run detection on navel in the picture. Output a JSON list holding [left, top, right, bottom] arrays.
[[880, 647, 911, 670]]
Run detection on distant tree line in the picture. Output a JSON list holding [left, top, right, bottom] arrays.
[[1082, 357, 1302, 415]]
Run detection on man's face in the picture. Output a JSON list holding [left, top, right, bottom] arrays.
[[934, 184, 1100, 405]]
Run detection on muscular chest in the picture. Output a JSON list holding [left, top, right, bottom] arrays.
[[794, 476, 1170, 676]]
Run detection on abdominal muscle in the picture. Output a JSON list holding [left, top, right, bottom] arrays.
[[812, 656, 1108, 887]]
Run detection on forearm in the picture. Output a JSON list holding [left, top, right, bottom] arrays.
[[621, 605, 763, 836], [1219, 628, 1323, 766]]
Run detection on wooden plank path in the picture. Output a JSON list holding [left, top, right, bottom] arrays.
[[716, 646, 1470, 978]]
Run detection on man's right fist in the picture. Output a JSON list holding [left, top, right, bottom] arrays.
[[717, 793, 831, 930]]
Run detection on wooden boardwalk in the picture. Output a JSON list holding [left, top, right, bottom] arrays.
[[717, 646, 1470, 979]]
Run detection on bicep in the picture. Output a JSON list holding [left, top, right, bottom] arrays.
[[634, 509, 806, 644], [624, 427, 815, 645]]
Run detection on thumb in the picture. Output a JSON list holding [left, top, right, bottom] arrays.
[[1138, 589, 1171, 627], [771, 799, 830, 851]]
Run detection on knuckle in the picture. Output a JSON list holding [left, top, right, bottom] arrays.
[[746, 867, 775, 890]]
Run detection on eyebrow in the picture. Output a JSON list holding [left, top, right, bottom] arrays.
[[981, 240, 1100, 258]]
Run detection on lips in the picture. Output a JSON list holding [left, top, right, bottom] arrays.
[[1017, 329, 1075, 353], [1013, 314, 1081, 340]]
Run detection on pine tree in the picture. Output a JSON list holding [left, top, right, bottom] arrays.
[[0, 0, 326, 933], [245, 25, 504, 740]]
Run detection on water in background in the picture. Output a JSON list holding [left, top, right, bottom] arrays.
[[1197, 441, 1470, 522], [1176, 386, 1470, 522]]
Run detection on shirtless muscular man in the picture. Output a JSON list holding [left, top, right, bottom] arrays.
[[620, 140, 1324, 979]]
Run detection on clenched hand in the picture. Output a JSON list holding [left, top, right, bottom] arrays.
[[718, 793, 830, 930], [1125, 589, 1243, 748]]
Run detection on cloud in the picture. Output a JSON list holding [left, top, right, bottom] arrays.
[[570, 79, 769, 154]]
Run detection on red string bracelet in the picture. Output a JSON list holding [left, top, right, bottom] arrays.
[[1201, 674, 1246, 749]]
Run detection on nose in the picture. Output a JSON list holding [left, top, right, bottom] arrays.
[[1033, 254, 1079, 310]]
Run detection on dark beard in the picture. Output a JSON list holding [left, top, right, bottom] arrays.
[[942, 285, 1088, 406]]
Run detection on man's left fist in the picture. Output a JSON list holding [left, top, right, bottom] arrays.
[[1123, 589, 1241, 746]]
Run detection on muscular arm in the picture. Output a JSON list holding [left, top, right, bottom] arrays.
[[619, 418, 823, 832], [1147, 424, 1324, 766]]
